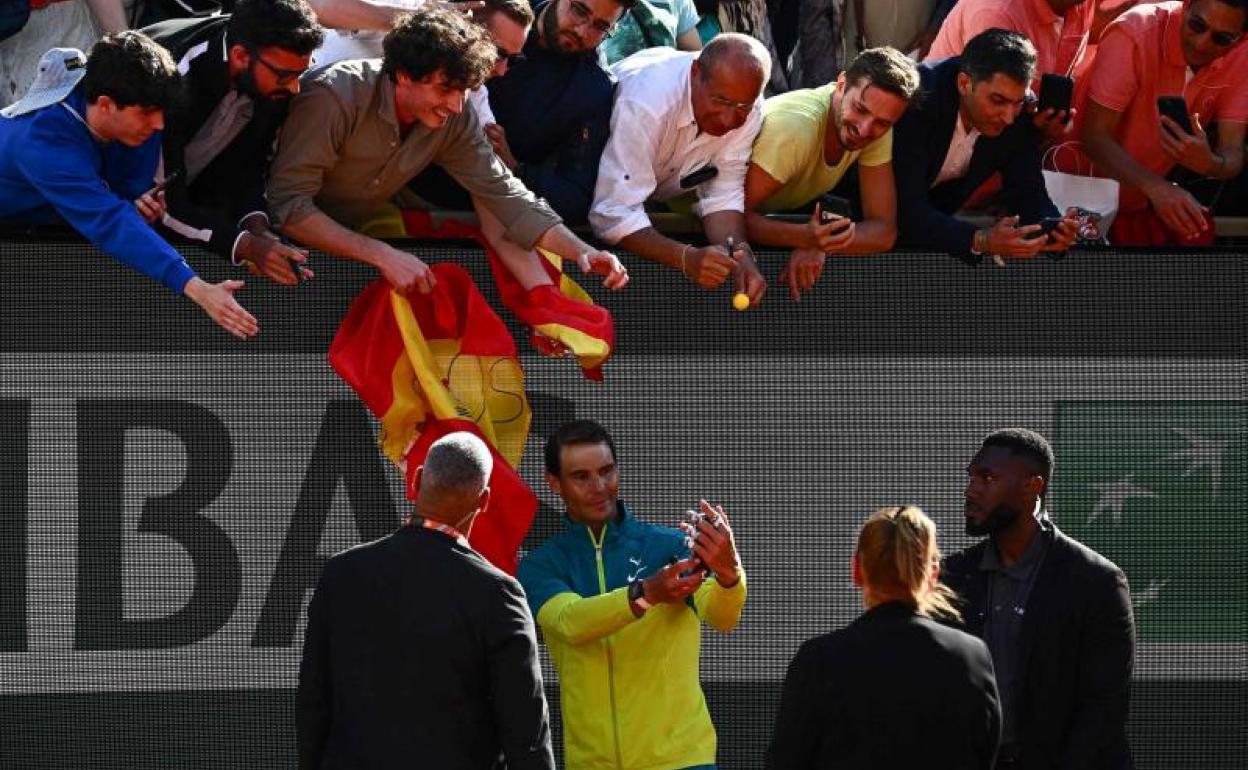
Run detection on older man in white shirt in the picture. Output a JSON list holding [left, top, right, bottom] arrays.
[[591, 34, 769, 304]]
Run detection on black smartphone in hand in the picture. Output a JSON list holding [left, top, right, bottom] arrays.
[[817, 192, 852, 222], [1157, 96, 1193, 135], [1025, 216, 1063, 241], [144, 170, 181, 197], [1038, 74, 1073, 113]]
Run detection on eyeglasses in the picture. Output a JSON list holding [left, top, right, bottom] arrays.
[[699, 72, 755, 115], [248, 48, 307, 86], [1186, 13, 1243, 48], [567, 0, 617, 38], [495, 45, 525, 68], [708, 93, 754, 114]]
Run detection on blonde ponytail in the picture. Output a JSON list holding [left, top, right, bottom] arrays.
[[856, 506, 962, 623]]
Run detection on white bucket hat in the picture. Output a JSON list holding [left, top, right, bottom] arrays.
[[1, 47, 88, 118]]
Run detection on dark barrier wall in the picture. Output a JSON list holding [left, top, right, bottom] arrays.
[[1, 237, 1245, 769]]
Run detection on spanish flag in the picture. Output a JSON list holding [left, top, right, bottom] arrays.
[[328, 264, 536, 574], [399, 209, 615, 381]]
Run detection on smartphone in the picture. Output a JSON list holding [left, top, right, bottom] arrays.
[[1157, 96, 1193, 135], [145, 170, 181, 197], [1038, 74, 1073, 113], [679, 165, 718, 189], [817, 192, 852, 222], [1025, 216, 1063, 241]]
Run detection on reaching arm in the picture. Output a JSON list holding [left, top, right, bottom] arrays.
[[435, 107, 562, 250], [533, 589, 639, 646], [1081, 100, 1208, 238], [267, 82, 436, 292], [844, 160, 897, 253], [1079, 100, 1167, 204], [305, 0, 424, 30], [743, 162, 813, 250]]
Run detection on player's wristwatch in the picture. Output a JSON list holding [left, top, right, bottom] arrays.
[[628, 580, 652, 611]]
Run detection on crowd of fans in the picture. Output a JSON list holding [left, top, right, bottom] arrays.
[[0, 2, 1194, 768], [1, 0, 1246, 332]]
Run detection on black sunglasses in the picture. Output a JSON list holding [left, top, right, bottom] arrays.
[[495, 45, 525, 67], [1186, 13, 1243, 48], [248, 48, 307, 85]]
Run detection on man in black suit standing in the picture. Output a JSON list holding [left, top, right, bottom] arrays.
[[892, 28, 1080, 264], [297, 432, 555, 770], [945, 428, 1136, 770]]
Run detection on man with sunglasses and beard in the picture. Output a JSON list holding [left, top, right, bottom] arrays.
[[143, 0, 324, 285], [943, 428, 1136, 770], [1078, 0, 1248, 245]]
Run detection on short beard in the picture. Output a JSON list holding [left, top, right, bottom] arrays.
[[236, 64, 292, 102], [239, 64, 269, 100], [965, 503, 1022, 537]]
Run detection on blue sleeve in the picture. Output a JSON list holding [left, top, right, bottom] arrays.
[[21, 118, 197, 294]]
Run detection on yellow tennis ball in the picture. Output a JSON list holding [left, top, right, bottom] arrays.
[[732, 292, 750, 311]]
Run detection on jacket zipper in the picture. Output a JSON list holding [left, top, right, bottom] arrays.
[[590, 525, 625, 770]]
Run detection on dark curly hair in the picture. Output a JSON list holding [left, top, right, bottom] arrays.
[[228, 0, 324, 55], [382, 5, 497, 90], [82, 31, 182, 110]]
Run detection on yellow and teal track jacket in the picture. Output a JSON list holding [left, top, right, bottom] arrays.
[[517, 504, 747, 770]]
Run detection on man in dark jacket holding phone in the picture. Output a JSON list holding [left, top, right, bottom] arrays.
[[891, 28, 1079, 264]]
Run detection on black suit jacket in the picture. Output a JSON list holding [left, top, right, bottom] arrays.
[[297, 526, 555, 770], [892, 57, 1059, 263], [767, 602, 1002, 769], [943, 520, 1135, 770], [144, 15, 291, 258]]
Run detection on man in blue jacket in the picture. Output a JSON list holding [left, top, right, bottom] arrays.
[[0, 35, 258, 339], [892, 28, 1080, 265]]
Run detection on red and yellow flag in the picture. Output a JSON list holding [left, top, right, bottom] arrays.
[[328, 264, 536, 574], [399, 209, 615, 381]]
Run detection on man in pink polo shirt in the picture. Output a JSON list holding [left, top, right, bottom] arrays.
[[1079, 0, 1248, 245]]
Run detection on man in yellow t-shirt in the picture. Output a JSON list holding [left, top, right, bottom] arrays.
[[745, 47, 919, 300]]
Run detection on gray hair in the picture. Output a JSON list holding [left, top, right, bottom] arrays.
[[422, 432, 493, 495]]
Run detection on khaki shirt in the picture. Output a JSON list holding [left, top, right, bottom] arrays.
[[267, 59, 561, 249]]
